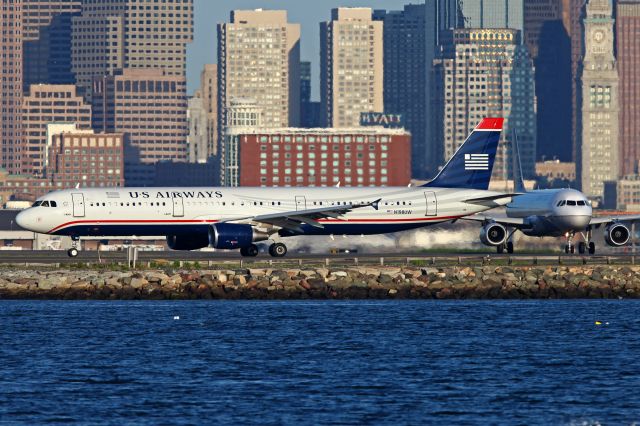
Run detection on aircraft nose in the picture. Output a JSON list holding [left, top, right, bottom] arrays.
[[558, 214, 591, 231], [15, 210, 27, 229]]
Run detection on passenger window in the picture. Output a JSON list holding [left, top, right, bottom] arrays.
[[567, 200, 577, 206]]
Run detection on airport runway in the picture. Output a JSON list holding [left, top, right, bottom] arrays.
[[0, 249, 637, 266]]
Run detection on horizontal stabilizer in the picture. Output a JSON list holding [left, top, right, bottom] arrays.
[[464, 193, 522, 204]]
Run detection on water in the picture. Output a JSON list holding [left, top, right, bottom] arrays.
[[1, 300, 640, 425]]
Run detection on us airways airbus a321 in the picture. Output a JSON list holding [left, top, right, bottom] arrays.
[[16, 118, 512, 258]]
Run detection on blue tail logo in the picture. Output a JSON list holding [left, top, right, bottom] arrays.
[[423, 118, 504, 190]]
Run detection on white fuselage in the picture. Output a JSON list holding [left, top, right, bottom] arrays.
[[505, 188, 592, 236], [16, 186, 510, 237]]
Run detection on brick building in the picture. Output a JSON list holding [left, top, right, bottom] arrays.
[[22, 84, 92, 177], [229, 128, 411, 187], [48, 131, 124, 189]]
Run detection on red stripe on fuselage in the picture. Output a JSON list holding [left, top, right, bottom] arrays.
[[48, 219, 218, 234]]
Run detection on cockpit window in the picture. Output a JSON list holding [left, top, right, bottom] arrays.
[[567, 200, 577, 206], [50, 201, 57, 207], [557, 200, 566, 207], [32, 201, 42, 207], [577, 200, 586, 206], [41, 201, 50, 207]]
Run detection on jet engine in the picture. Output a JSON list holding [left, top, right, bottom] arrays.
[[208, 223, 269, 250], [480, 223, 507, 246], [166, 234, 210, 251], [604, 223, 630, 247]]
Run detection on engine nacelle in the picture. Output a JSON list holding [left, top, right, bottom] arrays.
[[604, 223, 630, 247], [480, 223, 507, 246], [208, 223, 269, 250], [166, 234, 209, 251]]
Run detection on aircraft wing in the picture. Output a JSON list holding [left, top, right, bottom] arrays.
[[461, 214, 527, 227], [221, 199, 381, 233], [589, 214, 640, 226]]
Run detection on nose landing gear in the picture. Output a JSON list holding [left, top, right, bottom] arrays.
[[67, 237, 80, 257], [564, 231, 575, 254]]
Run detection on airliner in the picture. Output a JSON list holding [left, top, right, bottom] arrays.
[[16, 118, 514, 258], [468, 132, 640, 254]]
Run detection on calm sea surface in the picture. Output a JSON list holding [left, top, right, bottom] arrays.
[[1, 300, 640, 425]]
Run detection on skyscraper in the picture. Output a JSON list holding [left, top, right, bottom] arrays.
[[1, 0, 23, 174], [616, 0, 640, 175], [320, 8, 383, 128], [300, 61, 320, 128], [200, 64, 217, 158], [562, 0, 586, 163], [524, 0, 572, 161], [434, 28, 537, 179], [71, 0, 193, 97], [217, 9, 300, 130], [22, 1, 81, 92], [91, 69, 188, 185], [580, 0, 619, 198], [458, 0, 524, 31], [374, 5, 429, 178]]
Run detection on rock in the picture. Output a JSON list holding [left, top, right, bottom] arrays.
[[38, 276, 67, 290], [233, 276, 247, 286], [129, 278, 147, 289], [331, 271, 348, 278], [388, 288, 398, 295]]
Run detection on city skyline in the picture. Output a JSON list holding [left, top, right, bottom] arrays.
[[187, 0, 413, 97]]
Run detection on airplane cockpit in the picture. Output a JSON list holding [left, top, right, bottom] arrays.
[[556, 199, 589, 207], [31, 200, 59, 207]]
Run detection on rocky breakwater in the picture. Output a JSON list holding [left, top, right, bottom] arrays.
[[1, 265, 640, 300]]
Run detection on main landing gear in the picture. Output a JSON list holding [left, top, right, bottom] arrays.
[[67, 237, 80, 257], [268, 242, 287, 257], [239, 244, 259, 257], [239, 242, 289, 258], [496, 228, 516, 254], [578, 228, 596, 255]]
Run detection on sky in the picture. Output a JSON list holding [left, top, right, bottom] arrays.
[[186, 0, 419, 98]]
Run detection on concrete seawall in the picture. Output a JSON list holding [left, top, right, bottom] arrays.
[[2, 265, 640, 300]]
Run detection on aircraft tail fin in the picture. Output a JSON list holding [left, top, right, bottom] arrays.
[[423, 118, 503, 190], [511, 128, 526, 193]]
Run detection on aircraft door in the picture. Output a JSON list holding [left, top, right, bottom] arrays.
[[71, 193, 85, 217], [172, 196, 184, 217], [424, 191, 437, 216], [295, 196, 306, 211]]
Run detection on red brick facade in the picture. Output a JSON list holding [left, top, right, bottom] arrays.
[[238, 131, 411, 187]]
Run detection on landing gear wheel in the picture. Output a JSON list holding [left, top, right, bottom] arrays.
[[578, 242, 586, 254], [268, 242, 287, 257], [588, 242, 596, 255], [240, 244, 259, 257], [497, 245, 504, 254], [67, 248, 79, 258], [506, 241, 514, 254]]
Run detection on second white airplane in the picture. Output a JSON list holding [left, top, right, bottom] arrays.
[[17, 118, 512, 257]]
